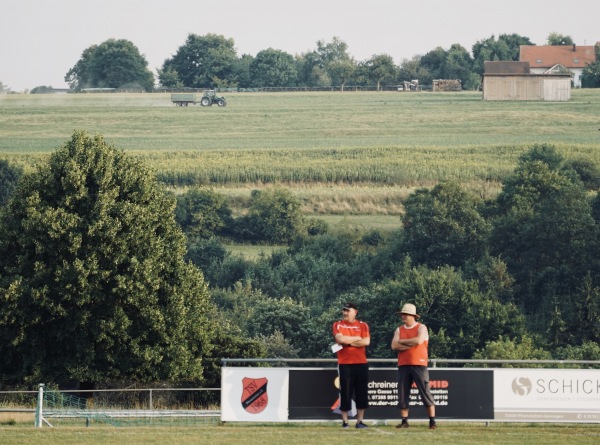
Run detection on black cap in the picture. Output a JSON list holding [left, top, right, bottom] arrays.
[[342, 302, 358, 310]]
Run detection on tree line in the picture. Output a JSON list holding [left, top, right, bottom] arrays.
[[59, 32, 600, 94], [0, 134, 599, 393]]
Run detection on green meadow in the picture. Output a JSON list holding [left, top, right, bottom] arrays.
[[1, 422, 599, 445]]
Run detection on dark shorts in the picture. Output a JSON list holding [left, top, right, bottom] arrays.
[[397, 365, 435, 409], [338, 363, 369, 411]]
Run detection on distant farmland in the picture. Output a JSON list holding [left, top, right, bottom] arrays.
[[1, 90, 599, 189]]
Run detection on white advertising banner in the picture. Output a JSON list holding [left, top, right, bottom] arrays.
[[221, 367, 289, 421], [494, 369, 600, 422]]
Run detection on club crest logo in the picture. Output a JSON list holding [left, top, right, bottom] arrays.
[[241, 377, 269, 414]]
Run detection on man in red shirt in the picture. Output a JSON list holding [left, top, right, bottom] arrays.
[[332, 302, 370, 429], [391, 303, 437, 430]]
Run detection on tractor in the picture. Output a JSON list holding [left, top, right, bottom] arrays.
[[200, 90, 227, 107]]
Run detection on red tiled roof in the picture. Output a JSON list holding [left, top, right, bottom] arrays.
[[520, 45, 596, 68]]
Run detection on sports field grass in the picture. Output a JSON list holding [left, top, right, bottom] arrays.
[[1, 422, 599, 445]]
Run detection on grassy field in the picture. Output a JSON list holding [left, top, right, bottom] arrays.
[[1, 422, 599, 445], [2, 89, 599, 219], [1, 90, 600, 186]]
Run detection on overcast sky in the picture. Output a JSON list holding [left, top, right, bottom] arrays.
[[1, 0, 598, 91]]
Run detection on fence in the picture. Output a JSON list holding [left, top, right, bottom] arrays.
[[1, 358, 598, 427], [0, 385, 221, 428], [221, 357, 600, 368]]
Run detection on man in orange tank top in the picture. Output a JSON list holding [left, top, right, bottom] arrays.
[[391, 303, 437, 430], [332, 302, 370, 429]]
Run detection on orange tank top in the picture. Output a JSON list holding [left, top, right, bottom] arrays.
[[397, 322, 428, 366]]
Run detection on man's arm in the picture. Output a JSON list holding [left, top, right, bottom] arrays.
[[335, 333, 370, 347], [395, 324, 429, 347], [391, 327, 412, 351], [335, 333, 362, 345], [350, 336, 370, 347]]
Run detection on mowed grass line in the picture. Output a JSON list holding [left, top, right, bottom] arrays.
[[1, 423, 599, 445]]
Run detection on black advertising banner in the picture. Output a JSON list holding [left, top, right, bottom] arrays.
[[288, 368, 493, 420]]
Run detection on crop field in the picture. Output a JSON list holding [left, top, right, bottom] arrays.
[[1, 89, 599, 217], [1, 422, 599, 445], [1, 90, 600, 180]]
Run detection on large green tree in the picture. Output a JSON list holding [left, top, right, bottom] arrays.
[[402, 181, 490, 269], [472, 34, 533, 75], [249, 48, 298, 87], [363, 54, 397, 91], [235, 187, 306, 244], [175, 187, 233, 240], [489, 145, 599, 318], [0, 131, 217, 385], [159, 34, 237, 88], [65, 39, 154, 91]]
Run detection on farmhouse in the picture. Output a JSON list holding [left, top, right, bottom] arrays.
[[482, 61, 571, 101], [519, 44, 597, 88]]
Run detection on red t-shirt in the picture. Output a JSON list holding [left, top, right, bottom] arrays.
[[332, 319, 370, 364]]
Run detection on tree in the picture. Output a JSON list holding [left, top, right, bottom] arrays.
[[444, 44, 474, 87], [295, 51, 330, 87], [0, 131, 218, 385], [0, 159, 23, 206], [343, 261, 526, 359], [581, 58, 600, 88], [65, 39, 154, 91], [490, 145, 599, 316], [64, 46, 96, 90], [497, 34, 534, 61], [249, 48, 297, 87], [563, 157, 600, 190], [314, 37, 353, 87], [235, 187, 306, 244], [471, 35, 513, 75], [402, 181, 490, 269], [175, 187, 233, 239], [327, 58, 357, 91], [547, 32, 574, 46], [472, 335, 551, 367], [234, 54, 254, 89], [397, 55, 430, 85], [159, 34, 237, 88], [363, 54, 397, 91], [417, 44, 474, 88]]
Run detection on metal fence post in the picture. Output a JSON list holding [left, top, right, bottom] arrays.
[[35, 384, 44, 428]]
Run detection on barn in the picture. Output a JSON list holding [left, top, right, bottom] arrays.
[[482, 61, 571, 101]]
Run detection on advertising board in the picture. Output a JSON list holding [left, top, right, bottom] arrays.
[[222, 367, 600, 423], [494, 369, 600, 422]]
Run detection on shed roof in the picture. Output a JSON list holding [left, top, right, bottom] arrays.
[[520, 45, 596, 68], [484, 61, 530, 74]]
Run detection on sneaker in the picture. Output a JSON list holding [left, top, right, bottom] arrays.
[[355, 421, 368, 429], [429, 421, 437, 430], [396, 421, 409, 429], [342, 422, 349, 429]]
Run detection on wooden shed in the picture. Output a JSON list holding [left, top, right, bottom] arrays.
[[482, 62, 571, 101]]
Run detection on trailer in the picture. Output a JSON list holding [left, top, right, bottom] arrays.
[[171, 93, 201, 106], [171, 90, 227, 107]]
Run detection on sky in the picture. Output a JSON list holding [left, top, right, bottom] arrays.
[[1, 0, 598, 92]]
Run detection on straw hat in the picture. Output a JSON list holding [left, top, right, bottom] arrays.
[[397, 303, 420, 319]]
